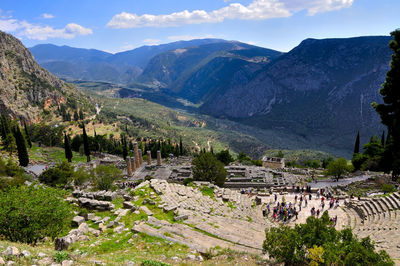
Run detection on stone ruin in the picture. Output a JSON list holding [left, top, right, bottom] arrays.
[[262, 156, 285, 169]]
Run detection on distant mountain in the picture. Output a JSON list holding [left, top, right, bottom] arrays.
[[29, 35, 393, 156], [138, 41, 282, 102], [199, 36, 392, 153], [0, 31, 86, 123], [29, 39, 229, 84]]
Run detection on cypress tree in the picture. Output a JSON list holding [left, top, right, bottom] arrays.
[[73, 111, 79, 121], [179, 136, 183, 156], [79, 109, 84, 120], [372, 30, 400, 178], [64, 133, 73, 163], [353, 131, 360, 154], [82, 123, 90, 162], [381, 130, 385, 146], [14, 126, 29, 167], [23, 122, 32, 148], [122, 135, 128, 160]]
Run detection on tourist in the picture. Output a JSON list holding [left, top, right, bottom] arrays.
[[305, 198, 308, 207], [316, 209, 320, 217], [309, 194, 312, 200], [274, 194, 277, 202]]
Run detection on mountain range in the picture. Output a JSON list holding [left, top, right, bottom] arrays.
[[29, 35, 393, 156]]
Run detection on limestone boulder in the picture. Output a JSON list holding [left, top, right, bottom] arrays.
[[71, 216, 85, 227], [3, 246, 19, 257]]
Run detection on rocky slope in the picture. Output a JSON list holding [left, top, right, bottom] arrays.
[[199, 36, 392, 152], [0, 30, 83, 123]]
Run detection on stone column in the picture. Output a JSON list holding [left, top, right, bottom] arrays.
[[157, 150, 162, 166], [134, 142, 139, 159], [138, 149, 143, 165], [126, 157, 132, 176], [147, 151, 152, 165], [130, 157, 136, 172]]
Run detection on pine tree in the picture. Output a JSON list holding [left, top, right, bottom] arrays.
[[82, 123, 90, 162], [24, 122, 32, 148], [353, 131, 360, 154], [14, 126, 29, 167], [64, 133, 73, 163], [372, 30, 400, 178]]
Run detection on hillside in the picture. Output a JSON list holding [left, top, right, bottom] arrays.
[[199, 36, 392, 154], [0, 30, 89, 123], [137, 41, 282, 97]]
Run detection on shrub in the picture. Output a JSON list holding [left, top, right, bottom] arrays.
[[71, 167, 92, 186], [382, 184, 396, 193], [54, 251, 69, 263], [39, 161, 74, 187], [263, 212, 393, 265], [0, 186, 72, 244], [141, 260, 170, 266], [92, 165, 122, 191], [183, 178, 193, 186]]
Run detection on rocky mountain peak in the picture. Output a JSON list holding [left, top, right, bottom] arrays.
[[0, 30, 75, 123]]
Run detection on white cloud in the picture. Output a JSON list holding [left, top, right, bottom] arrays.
[[107, 0, 291, 28], [42, 13, 55, 19], [280, 0, 354, 15], [0, 16, 92, 40], [142, 38, 161, 45], [107, 0, 354, 28], [167, 34, 215, 41]]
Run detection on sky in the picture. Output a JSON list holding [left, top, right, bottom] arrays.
[[0, 0, 399, 53]]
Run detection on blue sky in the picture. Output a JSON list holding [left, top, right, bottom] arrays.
[[0, 0, 399, 53]]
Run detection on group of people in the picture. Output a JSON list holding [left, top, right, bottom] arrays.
[[261, 187, 340, 225]]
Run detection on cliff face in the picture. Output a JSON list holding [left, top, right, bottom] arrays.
[[0, 30, 74, 122]]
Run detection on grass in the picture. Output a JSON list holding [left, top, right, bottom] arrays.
[[29, 145, 87, 164], [200, 186, 215, 200]]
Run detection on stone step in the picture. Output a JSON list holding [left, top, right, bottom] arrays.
[[391, 192, 400, 202], [359, 204, 371, 221], [380, 197, 394, 212], [375, 198, 389, 212], [369, 200, 381, 214], [388, 194, 400, 209]]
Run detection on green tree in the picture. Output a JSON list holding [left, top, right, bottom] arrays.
[[179, 136, 183, 156], [372, 29, 400, 179], [263, 211, 393, 265], [192, 152, 227, 187], [216, 149, 234, 166], [277, 150, 284, 158], [353, 131, 360, 155], [64, 133, 73, 163], [0, 186, 72, 244], [4, 133, 16, 155], [23, 122, 32, 148], [326, 157, 353, 181], [82, 123, 90, 162], [14, 126, 29, 167]]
